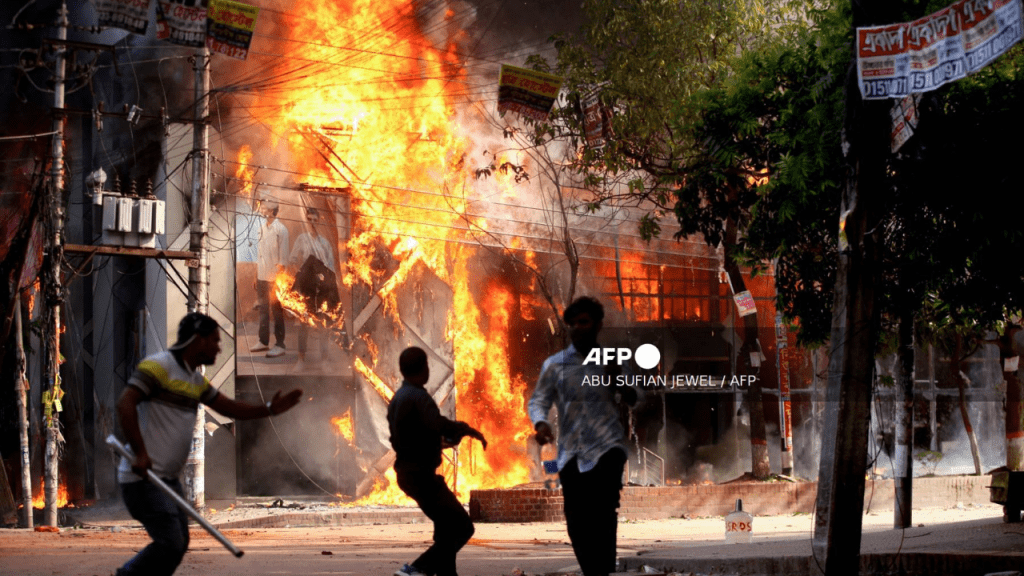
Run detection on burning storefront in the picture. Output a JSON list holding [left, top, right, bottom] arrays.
[[213, 0, 807, 504]]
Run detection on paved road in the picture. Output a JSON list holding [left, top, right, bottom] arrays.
[[0, 504, 1011, 575]]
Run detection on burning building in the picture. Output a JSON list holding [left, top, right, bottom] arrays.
[[1, 0, 808, 512]]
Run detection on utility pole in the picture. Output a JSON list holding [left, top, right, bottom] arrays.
[[15, 295, 33, 527], [41, 0, 69, 528], [184, 45, 211, 509], [894, 308, 914, 528], [811, 0, 890, 572]]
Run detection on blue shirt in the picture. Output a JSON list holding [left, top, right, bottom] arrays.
[[528, 344, 629, 474]]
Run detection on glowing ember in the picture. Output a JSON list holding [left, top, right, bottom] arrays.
[[332, 408, 355, 444]]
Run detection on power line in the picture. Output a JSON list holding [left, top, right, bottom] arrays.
[[213, 157, 704, 245]]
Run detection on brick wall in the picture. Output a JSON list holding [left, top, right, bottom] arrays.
[[469, 476, 994, 523]]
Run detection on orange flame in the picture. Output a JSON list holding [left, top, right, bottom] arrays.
[[236, 0, 538, 505], [331, 408, 355, 444], [31, 480, 68, 509], [354, 356, 394, 402], [235, 145, 255, 198], [274, 270, 345, 329], [346, 468, 414, 506]]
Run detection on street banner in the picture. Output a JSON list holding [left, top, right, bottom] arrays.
[[733, 290, 757, 317], [857, 0, 1023, 99], [583, 92, 612, 148], [206, 0, 259, 60], [95, 0, 151, 35], [890, 93, 921, 152], [497, 64, 563, 122], [156, 0, 208, 48], [774, 313, 793, 454]]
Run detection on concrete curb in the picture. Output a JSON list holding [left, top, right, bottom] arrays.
[[213, 508, 429, 529]]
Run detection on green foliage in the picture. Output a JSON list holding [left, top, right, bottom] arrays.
[[525, 0, 1024, 347], [526, 0, 816, 205], [677, 3, 849, 344], [680, 0, 1024, 346]]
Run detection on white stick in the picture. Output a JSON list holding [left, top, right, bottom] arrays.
[[105, 435, 244, 558]]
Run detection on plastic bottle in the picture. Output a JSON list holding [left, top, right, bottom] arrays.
[[725, 498, 753, 543], [540, 442, 559, 490]]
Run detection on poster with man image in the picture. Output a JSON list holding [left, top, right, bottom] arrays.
[[236, 190, 349, 377]]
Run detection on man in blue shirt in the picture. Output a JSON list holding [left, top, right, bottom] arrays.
[[388, 346, 487, 576], [529, 297, 636, 576]]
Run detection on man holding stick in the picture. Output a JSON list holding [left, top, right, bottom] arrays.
[[114, 312, 302, 576]]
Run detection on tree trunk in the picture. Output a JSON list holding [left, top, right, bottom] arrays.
[[722, 224, 769, 480], [15, 294, 33, 528], [953, 334, 982, 475]]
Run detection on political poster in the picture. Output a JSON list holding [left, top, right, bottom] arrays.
[[857, 0, 1023, 99], [206, 0, 259, 60], [583, 92, 613, 149], [497, 64, 563, 122], [95, 0, 151, 35], [733, 290, 757, 317], [156, 0, 208, 48]]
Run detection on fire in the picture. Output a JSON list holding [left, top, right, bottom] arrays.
[[331, 408, 355, 444], [274, 270, 345, 329], [235, 145, 255, 198], [347, 468, 413, 506], [31, 480, 69, 509], [235, 0, 537, 505], [449, 280, 535, 499], [354, 357, 394, 402]]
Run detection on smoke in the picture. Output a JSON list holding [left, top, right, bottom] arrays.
[[870, 343, 1006, 479]]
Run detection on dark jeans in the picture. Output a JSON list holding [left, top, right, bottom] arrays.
[[396, 469, 474, 576], [559, 450, 627, 576], [116, 478, 189, 576], [256, 279, 285, 347]]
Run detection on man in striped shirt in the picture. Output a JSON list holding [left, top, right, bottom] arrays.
[[115, 312, 302, 576]]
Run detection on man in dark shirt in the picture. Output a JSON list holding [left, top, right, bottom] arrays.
[[387, 346, 487, 576]]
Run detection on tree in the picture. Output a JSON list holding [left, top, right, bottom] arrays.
[[516, 0, 814, 480]]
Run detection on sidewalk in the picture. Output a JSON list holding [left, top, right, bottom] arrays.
[[614, 504, 1024, 576]]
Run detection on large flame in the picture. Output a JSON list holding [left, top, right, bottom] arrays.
[[31, 480, 68, 509], [274, 270, 345, 329], [238, 0, 536, 504]]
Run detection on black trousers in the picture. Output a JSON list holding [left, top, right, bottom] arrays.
[[559, 450, 627, 576], [256, 279, 285, 347], [396, 470, 474, 576]]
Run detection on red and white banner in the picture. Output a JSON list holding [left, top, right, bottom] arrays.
[[857, 0, 1023, 99]]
